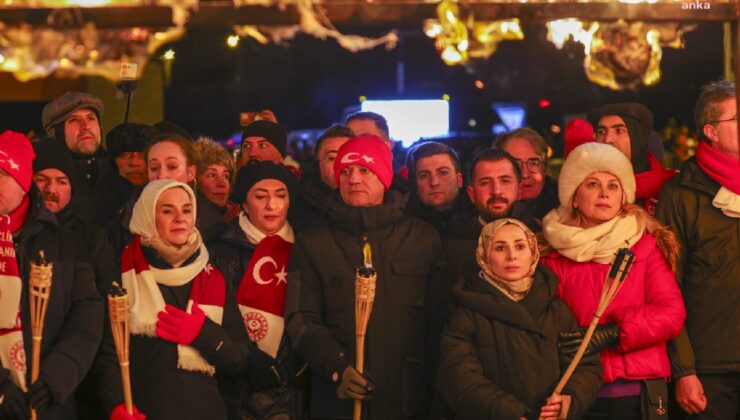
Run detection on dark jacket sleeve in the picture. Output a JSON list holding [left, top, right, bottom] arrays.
[[39, 253, 104, 406], [285, 237, 352, 383], [191, 270, 253, 376], [556, 301, 602, 420], [437, 305, 530, 420], [655, 182, 696, 379]]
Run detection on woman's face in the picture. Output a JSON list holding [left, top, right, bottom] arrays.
[[155, 187, 194, 246], [148, 141, 196, 183], [487, 224, 533, 282], [244, 179, 289, 236], [574, 171, 624, 228], [197, 164, 231, 207]]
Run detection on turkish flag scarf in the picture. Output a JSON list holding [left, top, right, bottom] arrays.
[[237, 213, 294, 357], [0, 196, 30, 391]]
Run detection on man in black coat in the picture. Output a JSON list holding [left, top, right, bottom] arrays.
[[31, 137, 120, 419], [445, 148, 536, 280], [0, 130, 103, 420], [286, 135, 445, 419]]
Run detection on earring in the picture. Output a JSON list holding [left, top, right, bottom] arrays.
[[573, 201, 578, 209]]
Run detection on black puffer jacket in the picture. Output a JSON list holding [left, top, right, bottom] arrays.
[[0, 188, 104, 420], [286, 185, 445, 419], [438, 266, 602, 420], [655, 157, 740, 378]]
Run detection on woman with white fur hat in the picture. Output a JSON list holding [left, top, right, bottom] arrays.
[[541, 142, 686, 419], [98, 179, 255, 420]]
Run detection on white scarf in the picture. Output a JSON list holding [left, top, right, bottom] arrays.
[[542, 207, 644, 264], [712, 187, 740, 218], [239, 211, 295, 244]]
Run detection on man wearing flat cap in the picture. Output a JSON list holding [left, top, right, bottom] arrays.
[[41, 92, 114, 198], [286, 135, 445, 419], [93, 123, 158, 225], [588, 102, 677, 214]]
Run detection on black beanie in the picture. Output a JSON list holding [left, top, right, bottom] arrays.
[[32, 137, 78, 181], [587, 102, 652, 173], [106, 123, 159, 159], [230, 161, 298, 204], [241, 120, 287, 157]]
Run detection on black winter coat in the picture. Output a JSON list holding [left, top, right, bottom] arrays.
[[286, 185, 446, 419], [655, 157, 740, 378], [0, 189, 104, 419], [406, 190, 472, 237], [438, 266, 602, 420]]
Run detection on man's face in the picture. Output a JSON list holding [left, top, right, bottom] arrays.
[[0, 169, 25, 216], [595, 115, 632, 159], [240, 137, 283, 166], [63, 109, 102, 155], [502, 138, 545, 201], [704, 98, 739, 159], [415, 154, 462, 211], [317, 136, 350, 189], [347, 119, 393, 150], [115, 152, 147, 186], [467, 159, 519, 220], [338, 165, 385, 207], [33, 168, 72, 214]]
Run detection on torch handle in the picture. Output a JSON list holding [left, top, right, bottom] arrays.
[[31, 336, 42, 420], [552, 316, 599, 395], [353, 334, 366, 420], [119, 361, 133, 415]]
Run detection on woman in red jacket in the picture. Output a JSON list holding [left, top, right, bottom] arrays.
[[540, 142, 685, 419]]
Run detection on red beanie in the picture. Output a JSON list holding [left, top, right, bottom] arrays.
[[334, 135, 393, 190], [0, 131, 35, 192], [564, 118, 595, 157]]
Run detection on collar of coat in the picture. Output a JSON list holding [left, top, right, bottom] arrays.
[[326, 181, 409, 234], [678, 157, 720, 197]]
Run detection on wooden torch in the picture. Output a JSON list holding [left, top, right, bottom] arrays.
[[546, 248, 635, 420], [109, 282, 133, 415], [353, 237, 377, 420], [29, 251, 53, 420]]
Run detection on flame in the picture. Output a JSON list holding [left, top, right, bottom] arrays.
[[546, 18, 598, 51], [362, 239, 373, 269]]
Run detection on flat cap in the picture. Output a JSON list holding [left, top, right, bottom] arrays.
[[42, 92, 104, 136]]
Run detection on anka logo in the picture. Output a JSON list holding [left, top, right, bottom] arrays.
[[682, 0, 711, 9]]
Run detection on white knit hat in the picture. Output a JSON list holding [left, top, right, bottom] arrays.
[[558, 142, 636, 208]]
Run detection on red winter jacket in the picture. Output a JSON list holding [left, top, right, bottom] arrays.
[[541, 233, 685, 383]]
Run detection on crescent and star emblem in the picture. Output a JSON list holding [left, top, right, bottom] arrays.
[[252, 256, 288, 286]]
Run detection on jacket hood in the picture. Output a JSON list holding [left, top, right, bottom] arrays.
[[16, 187, 58, 244], [326, 178, 409, 234], [451, 264, 559, 336]]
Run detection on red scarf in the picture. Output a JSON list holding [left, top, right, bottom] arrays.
[[237, 235, 292, 358], [696, 141, 740, 194], [635, 153, 677, 215], [122, 236, 226, 374], [0, 195, 30, 390]]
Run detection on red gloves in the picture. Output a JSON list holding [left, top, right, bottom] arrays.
[[156, 303, 206, 345], [110, 403, 145, 420]]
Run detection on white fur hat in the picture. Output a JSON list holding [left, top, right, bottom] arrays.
[[558, 142, 636, 208]]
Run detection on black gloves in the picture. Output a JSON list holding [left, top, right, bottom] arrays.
[[0, 380, 29, 419], [245, 348, 282, 391], [559, 322, 620, 362], [336, 366, 374, 400], [28, 379, 52, 412]]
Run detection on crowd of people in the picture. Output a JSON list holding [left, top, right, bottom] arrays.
[[0, 79, 737, 420]]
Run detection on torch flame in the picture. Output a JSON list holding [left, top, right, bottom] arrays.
[[362, 238, 373, 269]]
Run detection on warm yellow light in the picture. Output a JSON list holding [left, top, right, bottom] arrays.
[[0, 54, 5, 65], [458, 39, 469, 52], [550, 124, 561, 134], [163, 49, 175, 61], [424, 21, 443, 38], [474, 80, 484, 89], [441, 47, 463, 65], [359, 95, 367, 102], [442, 94, 451, 101], [59, 58, 72, 68], [227, 35, 240, 48]]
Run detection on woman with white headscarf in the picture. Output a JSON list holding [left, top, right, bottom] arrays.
[[99, 179, 255, 420], [437, 218, 602, 419]]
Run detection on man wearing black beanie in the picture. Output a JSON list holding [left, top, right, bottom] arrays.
[[588, 102, 677, 214], [238, 120, 288, 168]]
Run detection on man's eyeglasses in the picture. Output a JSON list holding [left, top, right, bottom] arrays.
[[515, 158, 544, 173], [709, 116, 737, 125]]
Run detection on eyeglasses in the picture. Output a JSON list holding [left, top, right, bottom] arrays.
[[515, 158, 544, 173], [709, 116, 737, 125]]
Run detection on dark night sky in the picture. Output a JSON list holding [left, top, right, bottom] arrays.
[[163, 21, 726, 141]]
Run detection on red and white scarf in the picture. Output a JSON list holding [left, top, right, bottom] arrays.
[[0, 196, 29, 391], [697, 141, 740, 218], [121, 235, 225, 375], [237, 212, 294, 357]]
